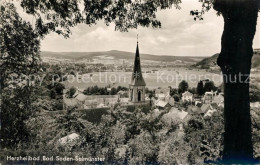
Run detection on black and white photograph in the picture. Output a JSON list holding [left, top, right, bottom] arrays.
[[0, 0, 260, 164]]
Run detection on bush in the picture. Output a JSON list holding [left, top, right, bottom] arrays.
[[173, 94, 180, 102], [178, 80, 189, 94], [249, 84, 260, 102], [54, 100, 63, 110], [67, 86, 77, 98]]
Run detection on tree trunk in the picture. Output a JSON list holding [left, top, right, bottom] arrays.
[[215, 1, 258, 163]]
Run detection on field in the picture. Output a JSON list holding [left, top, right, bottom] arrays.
[[63, 67, 223, 90]]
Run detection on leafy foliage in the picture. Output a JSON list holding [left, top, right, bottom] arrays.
[[178, 80, 189, 94], [13, 104, 231, 164], [204, 80, 216, 92], [0, 2, 40, 87], [0, 2, 41, 149], [19, 0, 182, 38], [197, 80, 205, 95], [67, 86, 77, 98], [249, 83, 260, 102]]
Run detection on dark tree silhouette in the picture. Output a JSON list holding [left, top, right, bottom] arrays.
[[178, 80, 189, 94], [197, 80, 205, 95], [67, 86, 77, 98], [204, 81, 216, 92], [213, 1, 259, 163]]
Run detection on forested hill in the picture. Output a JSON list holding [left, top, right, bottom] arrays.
[[191, 53, 219, 69], [40, 50, 204, 63], [192, 49, 260, 69]]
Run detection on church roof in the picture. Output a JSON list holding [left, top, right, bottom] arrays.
[[130, 42, 146, 86]]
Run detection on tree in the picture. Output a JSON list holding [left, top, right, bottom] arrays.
[[204, 81, 216, 92], [249, 84, 260, 102], [50, 89, 57, 99], [18, 0, 181, 38], [197, 81, 205, 96], [54, 82, 65, 95], [170, 88, 178, 97], [173, 94, 180, 102], [56, 107, 85, 133], [178, 80, 189, 94], [110, 87, 117, 95], [0, 3, 40, 149], [212, 1, 259, 163], [188, 87, 197, 95], [67, 86, 77, 98]]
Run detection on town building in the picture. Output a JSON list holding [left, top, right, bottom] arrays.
[[203, 91, 215, 104], [155, 87, 171, 101], [129, 40, 146, 103], [213, 93, 224, 105], [182, 91, 193, 102], [156, 100, 171, 110]]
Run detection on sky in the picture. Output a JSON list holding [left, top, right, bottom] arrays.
[[16, 0, 260, 57]]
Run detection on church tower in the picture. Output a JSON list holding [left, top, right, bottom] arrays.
[[129, 37, 146, 103]]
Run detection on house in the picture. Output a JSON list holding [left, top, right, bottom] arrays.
[[155, 87, 170, 101], [195, 101, 202, 107], [145, 96, 151, 101], [151, 97, 158, 106], [156, 93, 166, 101], [167, 97, 175, 106], [58, 133, 80, 146], [204, 109, 217, 117], [211, 103, 219, 110], [203, 91, 214, 104], [155, 88, 170, 95], [63, 97, 78, 110], [187, 105, 203, 115], [117, 90, 128, 97], [76, 93, 87, 104], [201, 104, 212, 114], [96, 103, 109, 108], [182, 91, 193, 102], [213, 94, 224, 105], [162, 107, 190, 126], [165, 94, 171, 102], [156, 100, 171, 110], [218, 102, 224, 108], [107, 88, 112, 93], [81, 95, 120, 109], [74, 93, 88, 109], [84, 100, 98, 109]]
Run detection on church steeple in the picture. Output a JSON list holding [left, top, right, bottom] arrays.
[[129, 36, 146, 103], [130, 36, 146, 86]]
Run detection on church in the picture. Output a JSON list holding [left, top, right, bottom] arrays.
[[129, 40, 146, 103]]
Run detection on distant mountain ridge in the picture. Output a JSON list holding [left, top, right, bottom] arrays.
[[40, 50, 205, 63]]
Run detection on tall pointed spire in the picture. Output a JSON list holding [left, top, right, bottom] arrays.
[[130, 35, 146, 86]]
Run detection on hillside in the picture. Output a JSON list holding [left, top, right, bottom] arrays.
[[192, 53, 219, 69], [192, 49, 260, 69], [40, 50, 205, 63]]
